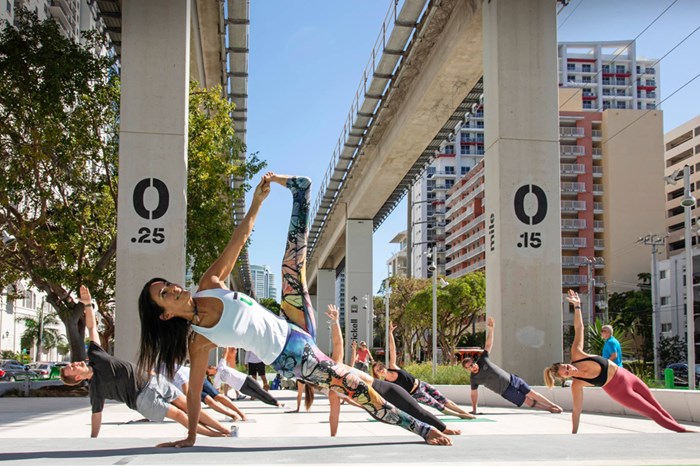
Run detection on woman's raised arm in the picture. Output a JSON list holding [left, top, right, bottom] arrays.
[[199, 173, 272, 290], [567, 289, 586, 360]]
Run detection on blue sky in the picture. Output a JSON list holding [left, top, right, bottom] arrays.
[[244, 0, 700, 300]]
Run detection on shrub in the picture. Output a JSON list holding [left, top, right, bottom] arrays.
[[402, 362, 470, 385]]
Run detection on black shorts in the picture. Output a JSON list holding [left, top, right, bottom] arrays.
[[248, 362, 266, 377]]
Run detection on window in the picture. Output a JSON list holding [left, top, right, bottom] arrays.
[[616, 78, 626, 85], [616, 65, 625, 73], [445, 179, 455, 189], [476, 147, 485, 155], [646, 67, 655, 74], [567, 75, 576, 83], [660, 296, 670, 305], [582, 64, 591, 72], [602, 64, 610, 73], [476, 121, 484, 128], [444, 145, 455, 154], [660, 270, 667, 279], [646, 80, 656, 86], [6, 0, 10, 13], [602, 89, 611, 96], [427, 166, 436, 176], [445, 166, 455, 175], [460, 146, 470, 155], [567, 63, 575, 71], [646, 103, 656, 109], [637, 102, 642, 109], [661, 323, 672, 333], [603, 101, 611, 109], [427, 180, 436, 189], [582, 101, 593, 109], [582, 76, 592, 83], [461, 166, 470, 175], [616, 89, 626, 96], [616, 102, 626, 109]]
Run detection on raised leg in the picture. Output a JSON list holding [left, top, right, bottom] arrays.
[[272, 175, 316, 340]]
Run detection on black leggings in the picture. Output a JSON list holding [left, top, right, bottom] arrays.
[[239, 376, 281, 407], [372, 379, 447, 432]]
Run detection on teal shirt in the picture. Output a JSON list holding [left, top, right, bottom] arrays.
[[602, 336, 622, 366]]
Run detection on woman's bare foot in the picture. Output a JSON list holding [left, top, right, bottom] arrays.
[[269, 173, 291, 187], [426, 428, 452, 446], [548, 405, 563, 413], [456, 412, 475, 419], [443, 427, 461, 435]]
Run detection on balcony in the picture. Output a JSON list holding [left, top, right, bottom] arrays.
[[562, 237, 587, 249], [561, 218, 586, 230], [560, 163, 586, 175], [446, 185, 485, 216], [592, 166, 603, 177], [559, 127, 585, 139], [593, 220, 604, 232], [594, 239, 605, 250], [561, 181, 586, 193], [560, 145, 585, 158], [445, 214, 485, 244], [591, 130, 602, 139], [592, 184, 603, 195], [563, 274, 588, 285], [464, 260, 486, 274], [593, 202, 604, 213], [561, 200, 587, 212], [592, 148, 602, 159]]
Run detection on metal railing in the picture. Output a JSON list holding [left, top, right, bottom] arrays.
[[561, 163, 586, 175], [562, 237, 587, 248], [559, 127, 585, 138], [561, 218, 586, 230]]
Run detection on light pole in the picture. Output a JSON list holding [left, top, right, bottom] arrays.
[[681, 167, 696, 390], [582, 256, 605, 349], [385, 266, 391, 366], [430, 248, 437, 378], [666, 166, 697, 390], [640, 233, 667, 380]]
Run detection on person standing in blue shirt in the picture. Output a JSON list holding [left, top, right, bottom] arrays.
[[601, 324, 622, 367]]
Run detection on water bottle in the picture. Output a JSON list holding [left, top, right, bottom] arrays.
[[231, 425, 239, 438]]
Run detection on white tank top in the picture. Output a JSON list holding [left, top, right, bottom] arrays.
[[191, 288, 289, 365], [214, 358, 247, 391]]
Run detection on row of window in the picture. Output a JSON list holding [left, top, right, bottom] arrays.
[[582, 101, 656, 110], [427, 166, 472, 176], [566, 63, 656, 75]]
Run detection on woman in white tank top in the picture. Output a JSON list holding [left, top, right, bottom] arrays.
[[137, 174, 452, 448]]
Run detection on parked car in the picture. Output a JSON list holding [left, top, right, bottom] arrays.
[[0, 361, 38, 382], [666, 362, 700, 388], [27, 362, 53, 379]]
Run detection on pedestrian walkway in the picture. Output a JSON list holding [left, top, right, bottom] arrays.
[[0, 389, 698, 465]]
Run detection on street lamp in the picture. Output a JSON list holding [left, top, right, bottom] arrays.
[[384, 265, 392, 366], [582, 256, 605, 349], [428, 249, 449, 378], [665, 166, 696, 390]]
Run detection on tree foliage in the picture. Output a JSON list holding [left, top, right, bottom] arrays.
[[658, 335, 686, 369], [382, 275, 429, 362], [186, 82, 265, 281], [19, 310, 63, 358], [606, 274, 653, 362], [0, 11, 120, 361], [407, 272, 486, 364]]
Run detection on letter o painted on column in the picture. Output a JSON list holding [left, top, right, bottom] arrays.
[[133, 178, 170, 220], [514, 184, 547, 225]]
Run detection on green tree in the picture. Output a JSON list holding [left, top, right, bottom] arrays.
[[19, 310, 62, 359], [606, 274, 653, 362], [186, 81, 265, 281], [0, 11, 120, 361], [384, 275, 430, 362], [406, 272, 486, 364], [258, 297, 281, 316], [658, 335, 686, 369]]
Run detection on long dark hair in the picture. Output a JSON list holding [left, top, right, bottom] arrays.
[[137, 277, 190, 379]]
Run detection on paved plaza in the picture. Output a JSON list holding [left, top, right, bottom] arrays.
[[0, 389, 699, 465]]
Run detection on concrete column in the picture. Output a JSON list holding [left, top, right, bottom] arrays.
[[115, 1, 190, 362], [316, 269, 336, 357], [344, 220, 373, 358], [483, 0, 562, 382]]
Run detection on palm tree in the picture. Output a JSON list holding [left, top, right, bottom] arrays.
[[19, 311, 62, 360]]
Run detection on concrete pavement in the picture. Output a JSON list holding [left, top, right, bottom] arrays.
[[0, 388, 699, 465]]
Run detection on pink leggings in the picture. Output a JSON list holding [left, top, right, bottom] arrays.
[[603, 366, 686, 432]]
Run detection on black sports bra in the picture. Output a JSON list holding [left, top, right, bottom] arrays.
[[571, 355, 609, 387]]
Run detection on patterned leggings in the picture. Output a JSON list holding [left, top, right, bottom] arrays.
[[411, 380, 448, 412], [271, 177, 432, 440], [603, 366, 686, 432]]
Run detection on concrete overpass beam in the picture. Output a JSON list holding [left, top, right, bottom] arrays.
[[344, 220, 374, 358], [115, 0, 191, 362], [315, 269, 336, 357], [483, 0, 563, 382]]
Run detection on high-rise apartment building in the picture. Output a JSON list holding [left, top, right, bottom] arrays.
[[250, 264, 277, 301], [410, 40, 660, 281], [444, 99, 666, 324], [2, 0, 105, 43], [657, 115, 700, 359]]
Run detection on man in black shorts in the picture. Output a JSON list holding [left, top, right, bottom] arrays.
[[245, 350, 269, 391], [462, 317, 562, 414], [60, 286, 232, 439]]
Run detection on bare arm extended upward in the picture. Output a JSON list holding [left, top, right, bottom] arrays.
[[198, 174, 271, 291], [388, 322, 399, 370], [80, 286, 102, 437], [567, 290, 586, 434], [484, 316, 495, 353]]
